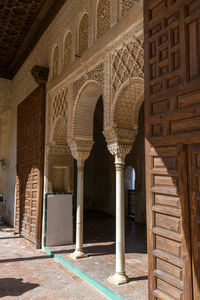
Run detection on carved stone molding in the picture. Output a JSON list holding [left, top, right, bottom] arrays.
[[31, 65, 49, 86], [68, 138, 93, 162], [47, 144, 71, 155]]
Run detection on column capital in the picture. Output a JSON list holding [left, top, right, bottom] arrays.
[[107, 142, 132, 164], [68, 138, 93, 163], [103, 127, 135, 164], [31, 65, 49, 86]]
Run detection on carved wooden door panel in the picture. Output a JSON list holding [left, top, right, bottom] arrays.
[[15, 86, 45, 248], [144, 0, 200, 299], [188, 144, 200, 300]]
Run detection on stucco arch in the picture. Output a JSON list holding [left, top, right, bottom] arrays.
[[112, 77, 144, 132], [51, 45, 59, 79], [76, 12, 89, 55], [73, 80, 103, 140]]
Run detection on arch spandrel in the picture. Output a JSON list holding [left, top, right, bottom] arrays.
[[52, 116, 68, 146]]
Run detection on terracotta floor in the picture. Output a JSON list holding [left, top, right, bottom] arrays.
[[49, 216, 148, 300], [0, 225, 107, 300]]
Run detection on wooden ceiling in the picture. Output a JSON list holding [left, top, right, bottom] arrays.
[[0, 0, 68, 79]]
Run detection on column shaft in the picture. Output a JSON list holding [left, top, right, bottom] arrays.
[[75, 161, 84, 252], [115, 162, 125, 274]]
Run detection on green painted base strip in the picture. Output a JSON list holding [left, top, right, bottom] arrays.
[[44, 247, 124, 300]]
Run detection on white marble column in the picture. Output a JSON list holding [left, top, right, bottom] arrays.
[[108, 152, 129, 285], [103, 128, 134, 285], [112, 155, 128, 284], [69, 139, 93, 260], [71, 160, 88, 259]]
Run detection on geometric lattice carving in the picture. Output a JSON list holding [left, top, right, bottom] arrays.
[[64, 32, 72, 66], [121, 0, 140, 17], [78, 13, 89, 55], [97, 0, 111, 39], [52, 88, 68, 123], [53, 117, 68, 145], [112, 36, 144, 98], [53, 46, 59, 78]]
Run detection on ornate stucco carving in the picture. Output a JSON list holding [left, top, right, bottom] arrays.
[[112, 78, 144, 130], [63, 32, 72, 66], [52, 88, 68, 123], [97, 0, 111, 39], [87, 62, 104, 88], [112, 35, 144, 99], [69, 138, 94, 162], [104, 127, 135, 163], [73, 76, 87, 103], [78, 13, 89, 55], [73, 62, 104, 103], [121, 0, 141, 17], [53, 116, 68, 145]]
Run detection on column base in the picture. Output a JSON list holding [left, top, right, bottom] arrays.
[[70, 249, 88, 260], [108, 272, 129, 285]]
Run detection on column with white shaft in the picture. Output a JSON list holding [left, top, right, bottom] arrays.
[[114, 155, 128, 283], [69, 139, 93, 260], [71, 160, 87, 259], [103, 133, 133, 285]]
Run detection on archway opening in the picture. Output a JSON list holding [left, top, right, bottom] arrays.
[[125, 166, 136, 218]]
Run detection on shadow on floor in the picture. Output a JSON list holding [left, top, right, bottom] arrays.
[[0, 278, 39, 297], [129, 275, 148, 282], [83, 217, 147, 254], [0, 255, 53, 264]]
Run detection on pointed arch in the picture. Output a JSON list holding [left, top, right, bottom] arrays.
[[112, 77, 144, 132], [73, 81, 103, 140], [77, 13, 89, 55], [63, 31, 72, 66]]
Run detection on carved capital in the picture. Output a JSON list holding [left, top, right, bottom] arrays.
[[68, 138, 93, 163], [31, 65, 49, 86], [103, 127, 135, 163], [107, 142, 132, 164], [103, 127, 136, 144]]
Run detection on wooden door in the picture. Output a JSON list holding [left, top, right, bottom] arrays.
[[144, 0, 200, 299], [188, 144, 200, 300], [15, 86, 45, 248]]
